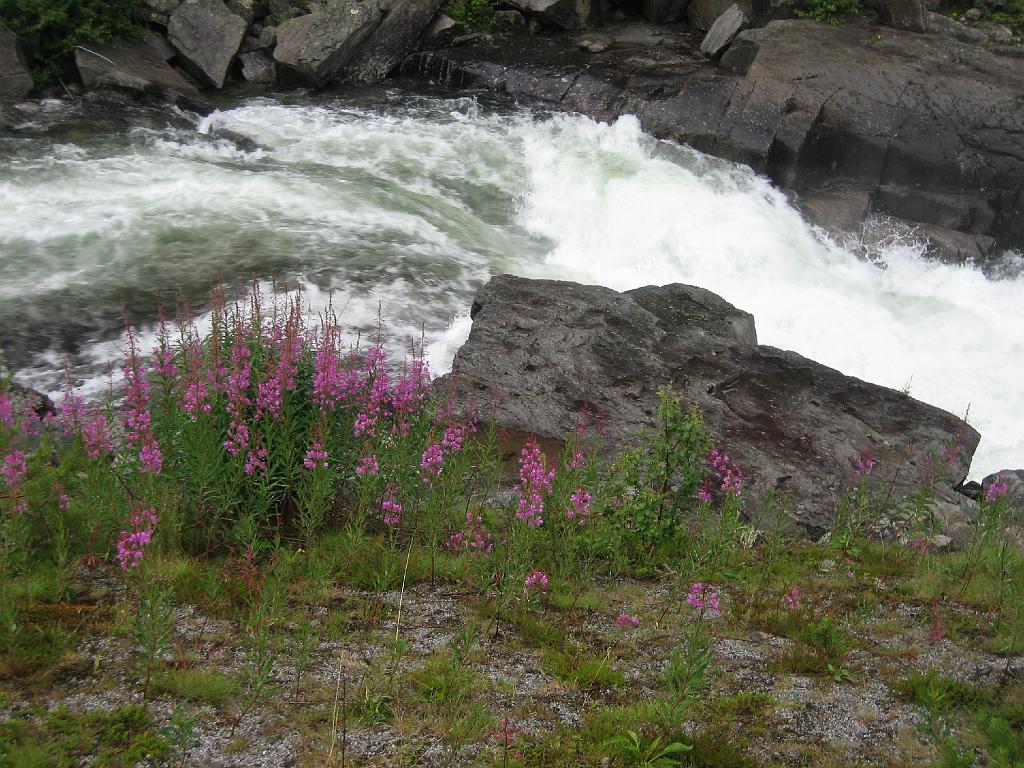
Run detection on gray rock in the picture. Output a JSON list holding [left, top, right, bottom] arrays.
[[493, 9, 528, 33], [74, 38, 204, 105], [863, 0, 925, 31], [687, 0, 751, 30], [342, 0, 441, 82], [258, 24, 279, 47], [578, 32, 611, 51], [169, 0, 248, 88], [700, 4, 749, 57], [505, 0, 605, 31], [141, 29, 178, 61], [981, 469, 1024, 509], [0, 25, 33, 101], [798, 189, 873, 240], [420, 13, 468, 48], [141, 0, 183, 23], [227, 0, 258, 21], [239, 49, 277, 81], [925, 11, 989, 41], [641, 0, 691, 23], [440, 275, 980, 537], [964, 6, 982, 20], [274, 0, 385, 86]]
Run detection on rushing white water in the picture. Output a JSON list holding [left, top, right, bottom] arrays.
[[1, 91, 1021, 478]]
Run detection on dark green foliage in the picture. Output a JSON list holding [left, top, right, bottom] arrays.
[[0, 0, 142, 86], [795, 0, 862, 23], [990, 0, 1024, 32], [444, 0, 498, 30]]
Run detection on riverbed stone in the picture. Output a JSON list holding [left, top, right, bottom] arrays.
[[0, 25, 32, 101], [239, 50, 277, 81], [700, 4, 749, 57], [440, 275, 980, 537], [168, 0, 248, 88], [274, 0, 386, 86], [74, 38, 204, 105], [342, 0, 441, 81]]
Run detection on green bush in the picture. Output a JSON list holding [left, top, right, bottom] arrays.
[[444, 0, 498, 30], [0, 0, 141, 86]]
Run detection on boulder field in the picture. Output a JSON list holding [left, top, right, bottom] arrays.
[[438, 275, 984, 539]]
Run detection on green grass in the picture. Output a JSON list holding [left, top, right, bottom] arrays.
[[150, 667, 239, 707]]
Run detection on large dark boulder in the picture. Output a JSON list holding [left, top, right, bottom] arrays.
[[405, 19, 1024, 258], [0, 25, 32, 101], [700, 4, 749, 57], [74, 38, 204, 106], [862, 0, 925, 31], [168, 0, 248, 88], [343, 0, 441, 82], [274, 0, 386, 86], [441, 275, 980, 537]]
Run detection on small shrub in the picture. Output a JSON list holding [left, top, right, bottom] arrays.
[[444, 0, 498, 30]]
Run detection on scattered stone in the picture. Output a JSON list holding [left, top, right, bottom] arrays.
[[226, 0, 258, 21], [0, 24, 33, 101], [274, 0, 386, 86], [258, 24, 279, 48], [168, 0, 248, 88], [341, 0, 441, 82], [688, 0, 751, 30], [440, 275, 979, 537], [700, 4, 749, 58], [964, 6, 982, 20], [140, 0, 183, 23], [577, 32, 611, 51], [239, 50, 277, 81], [74, 38, 204, 105]]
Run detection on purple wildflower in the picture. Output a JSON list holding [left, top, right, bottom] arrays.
[[524, 569, 549, 593], [355, 454, 379, 476]]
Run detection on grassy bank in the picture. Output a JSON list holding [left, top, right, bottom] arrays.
[[0, 285, 1021, 767]]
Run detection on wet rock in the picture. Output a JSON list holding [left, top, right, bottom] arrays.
[[862, 0, 925, 31], [641, 0, 692, 23], [441, 275, 980, 536], [700, 4, 749, 57], [168, 0, 248, 88], [274, 0, 386, 86], [506, 0, 605, 30], [5, 384, 55, 419], [74, 38, 204, 105], [240, 50, 277, 81], [342, 0, 441, 82], [578, 32, 612, 51], [420, 13, 468, 48], [798, 189, 873, 240], [0, 25, 33, 101], [494, 9, 529, 33], [981, 469, 1024, 508], [924, 11, 989, 41]]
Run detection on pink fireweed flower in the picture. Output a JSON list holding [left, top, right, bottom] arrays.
[[567, 450, 586, 470], [616, 613, 640, 628], [355, 454, 379, 476], [852, 453, 876, 481], [391, 358, 431, 419], [81, 409, 113, 458], [122, 337, 162, 475], [696, 483, 714, 503], [524, 569, 549, 593], [381, 493, 402, 525], [179, 343, 214, 420], [116, 506, 158, 570], [441, 423, 467, 454], [244, 446, 268, 477], [907, 539, 929, 555], [567, 487, 592, 525], [686, 582, 720, 613], [986, 476, 1010, 503], [58, 387, 85, 437], [150, 345, 176, 379], [491, 716, 522, 744], [419, 443, 445, 484], [445, 510, 493, 554], [708, 448, 743, 497], [514, 438, 555, 526], [353, 410, 378, 438], [222, 338, 253, 457], [58, 493, 71, 511], [304, 442, 329, 470], [940, 441, 963, 465], [780, 587, 801, 612], [1, 450, 28, 491], [0, 392, 14, 430]]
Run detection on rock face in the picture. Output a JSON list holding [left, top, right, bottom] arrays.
[[700, 5, 749, 56], [441, 275, 979, 536], [239, 50, 276, 82], [506, 0, 605, 30], [405, 19, 1024, 259], [642, 0, 692, 24], [862, 0, 925, 31], [342, 0, 441, 82], [274, 0, 386, 86], [74, 38, 203, 104], [1, 25, 32, 101], [168, 0, 248, 88]]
